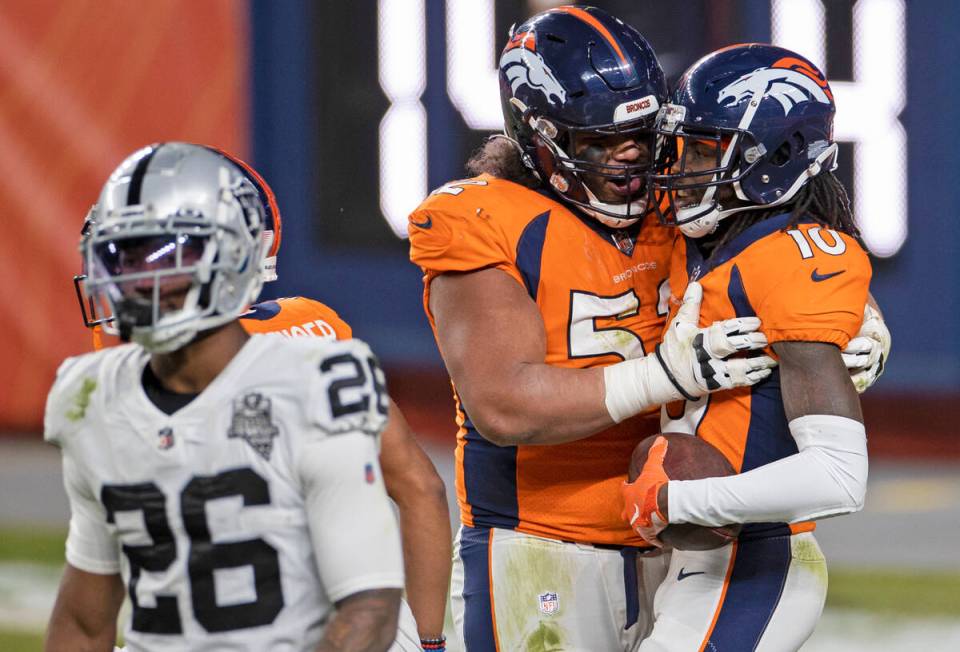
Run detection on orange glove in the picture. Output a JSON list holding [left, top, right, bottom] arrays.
[[621, 435, 670, 547]]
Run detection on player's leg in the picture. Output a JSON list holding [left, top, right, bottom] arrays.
[[753, 532, 828, 652], [617, 548, 672, 651], [638, 532, 827, 651], [453, 525, 646, 650]]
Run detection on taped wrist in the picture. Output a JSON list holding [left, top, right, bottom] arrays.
[[603, 355, 684, 423]]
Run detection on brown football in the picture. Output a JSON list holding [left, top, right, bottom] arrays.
[[628, 432, 742, 550]]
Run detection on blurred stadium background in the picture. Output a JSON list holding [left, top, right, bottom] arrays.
[[1, 0, 958, 649]]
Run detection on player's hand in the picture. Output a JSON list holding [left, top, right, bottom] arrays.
[[655, 282, 776, 400], [621, 435, 670, 547], [842, 304, 890, 393]]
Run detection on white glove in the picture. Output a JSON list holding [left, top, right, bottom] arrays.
[[655, 282, 776, 400], [604, 282, 775, 422], [842, 303, 890, 394]]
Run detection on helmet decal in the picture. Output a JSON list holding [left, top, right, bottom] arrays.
[[717, 65, 832, 116], [500, 35, 567, 107]]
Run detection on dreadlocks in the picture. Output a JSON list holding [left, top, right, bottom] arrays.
[[702, 170, 861, 257]]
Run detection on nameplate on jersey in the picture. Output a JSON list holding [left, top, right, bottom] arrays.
[[227, 392, 280, 460]]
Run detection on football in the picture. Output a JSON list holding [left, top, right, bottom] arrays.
[[628, 432, 742, 550]]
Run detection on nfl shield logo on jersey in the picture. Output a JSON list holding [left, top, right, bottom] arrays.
[[228, 392, 280, 460], [156, 427, 175, 450], [538, 591, 560, 615]]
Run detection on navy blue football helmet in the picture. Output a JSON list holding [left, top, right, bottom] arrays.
[[498, 5, 667, 227], [651, 44, 838, 237]]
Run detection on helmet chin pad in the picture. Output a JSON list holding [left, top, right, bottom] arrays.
[[677, 208, 720, 238]]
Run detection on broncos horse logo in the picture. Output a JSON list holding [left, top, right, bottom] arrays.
[[717, 59, 832, 116], [500, 37, 567, 107]]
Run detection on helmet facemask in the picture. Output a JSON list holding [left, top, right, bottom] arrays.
[[652, 100, 839, 239], [82, 167, 266, 353], [510, 97, 659, 228], [651, 103, 770, 238]]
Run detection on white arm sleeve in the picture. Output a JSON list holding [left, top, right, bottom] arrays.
[[62, 453, 121, 574], [298, 431, 404, 603], [668, 415, 868, 527]]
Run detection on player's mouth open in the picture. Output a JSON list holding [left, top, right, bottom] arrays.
[[608, 177, 644, 197]]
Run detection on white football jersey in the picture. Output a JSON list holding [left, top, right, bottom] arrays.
[[44, 334, 403, 652]]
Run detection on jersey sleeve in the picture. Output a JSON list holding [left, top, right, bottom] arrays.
[[296, 432, 403, 602], [61, 449, 121, 574], [44, 354, 98, 447], [408, 189, 525, 288], [307, 338, 390, 442], [753, 228, 871, 348]]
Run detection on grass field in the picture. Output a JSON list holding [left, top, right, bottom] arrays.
[[3, 528, 958, 651]]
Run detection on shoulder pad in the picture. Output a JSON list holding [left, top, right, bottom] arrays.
[[44, 345, 140, 445], [308, 338, 389, 439], [408, 176, 556, 275], [242, 296, 352, 339]]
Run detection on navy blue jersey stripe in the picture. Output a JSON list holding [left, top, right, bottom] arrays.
[[741, 368, 796, 472], [727, 264, 756, 318], [707, 535, 791, 650], [460, 526, 498, 651], [729, 259, 795, 538], [240, 300, 282, 321], [461, 406, 520, 530], [126, 145, 160, 205], [515, 211, 551, 300], [620, 548, 640, 629]]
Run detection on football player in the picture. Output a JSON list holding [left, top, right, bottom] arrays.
[[75, 148, 451, 651], [45, 143, 403, 652], [407, 7, 778, 649], [622, 44, 876, 650]]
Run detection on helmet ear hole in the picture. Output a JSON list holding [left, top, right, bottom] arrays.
[[770, 141, 792, 166]]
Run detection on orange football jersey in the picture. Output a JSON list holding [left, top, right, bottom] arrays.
[[662, 215, 871, 537], [408, 174, 675, 546], [240, 296, 352, 340]]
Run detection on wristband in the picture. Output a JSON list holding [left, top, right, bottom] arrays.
[[420, 634, 446, 650], [603, 355, 682, 424]]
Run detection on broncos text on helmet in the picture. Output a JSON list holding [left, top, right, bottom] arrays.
[[651, 43, 838, 237], [80, 142, 271, 352], [498, 5, 667, 228]]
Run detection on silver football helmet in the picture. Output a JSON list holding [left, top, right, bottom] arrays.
[[81, 142, 269, 352]]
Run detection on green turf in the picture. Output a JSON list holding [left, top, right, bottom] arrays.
[[827, 568, 960, 618], [0, 528, 66, 566], [0, 630, 45, 651]]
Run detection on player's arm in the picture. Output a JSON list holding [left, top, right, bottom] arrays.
[[44, 439, 126, 651], [378, 399, 451, 641], [300, 427, 404, 651], [45, 565, 124, 652], [643, 341, 866, 532], [430, 270, 772, 446], [316, 588, 404, 652]]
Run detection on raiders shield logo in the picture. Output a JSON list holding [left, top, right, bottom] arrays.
[[228, 392, 280, 460]]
